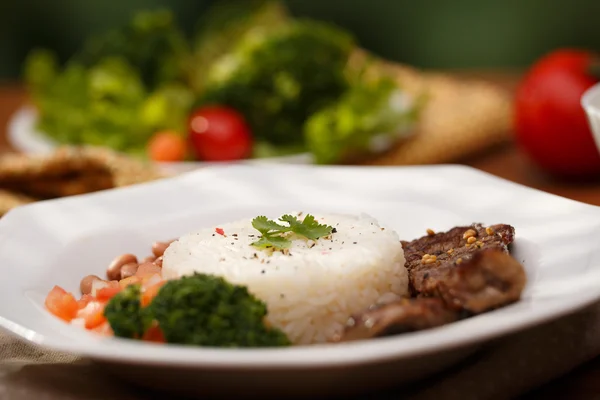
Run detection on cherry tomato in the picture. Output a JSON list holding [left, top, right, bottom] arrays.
[[188, 106, 253, 161], [514, 49, 600, 177], [148, 130, 187, 162]]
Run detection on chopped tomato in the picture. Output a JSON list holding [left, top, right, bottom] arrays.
[[45, 286, 78, 322], [77, 294, 93, 310], [96, 286, 122, 302], [92, 321, 114, 337], [142, 324, 165, 343], [142, 280, 166, 307], [119, 276, 142, 289], [215, 227, 224, 235], [136, 263, 162, 278], [77, 301, 107, 330]]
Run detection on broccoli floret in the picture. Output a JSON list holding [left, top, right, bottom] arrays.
[[197, 20, 354, 146], [149, 273, 290, 347], [75, 9, 190, 90], [104, 285, 151, 339], [191, 0, 290, 93]]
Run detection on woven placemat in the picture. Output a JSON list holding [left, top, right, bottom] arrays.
[[350, 50, 514, 166]]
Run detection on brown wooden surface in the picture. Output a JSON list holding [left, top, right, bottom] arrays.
[[1, 75, 600, 398]]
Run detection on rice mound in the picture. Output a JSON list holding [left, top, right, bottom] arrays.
[[162, 213, 408, 345]]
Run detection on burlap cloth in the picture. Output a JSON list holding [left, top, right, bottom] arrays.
[[1, 301, 599, 399]]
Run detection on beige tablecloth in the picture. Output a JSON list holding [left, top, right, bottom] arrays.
[[2, 303, 600, 400]]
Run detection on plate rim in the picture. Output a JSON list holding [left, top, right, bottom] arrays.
[[1, 163, 600, 368]]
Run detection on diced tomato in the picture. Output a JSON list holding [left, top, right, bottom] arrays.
[[96, 285, 122, 302], [77, 294, 93, 310], [142, 324, 165, 343], [119, 276, 141, 289], [136, 263, 162, 278], [45, 286, 78, 322], [141, 280, 166, 307], [77, 301, 107, 329], [92, 321, 114, 337], [215, 227, 224, 235]]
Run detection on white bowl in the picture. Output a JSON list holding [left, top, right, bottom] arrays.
[[6, 107, 313, 176], [2, 164, 600, 398]]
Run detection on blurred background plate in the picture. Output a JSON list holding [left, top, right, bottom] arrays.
[[6, 106, 314, 176]]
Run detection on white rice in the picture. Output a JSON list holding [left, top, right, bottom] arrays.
[[162, 212, 408, 345]]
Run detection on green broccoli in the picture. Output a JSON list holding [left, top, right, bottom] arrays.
[[148, 273, 290, 347], [191, 0, 290, 93], [104, 285, 152, 339], [74, 9, 190, 90], [304, 75, 420, 164], [197, 20, 355, 147]]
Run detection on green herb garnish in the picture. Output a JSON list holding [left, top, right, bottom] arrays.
[[250, 214, 334, 250]]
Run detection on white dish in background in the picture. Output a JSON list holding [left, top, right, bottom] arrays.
[[582, 83, 600, 152], [1, 164, 600, 398], [7, 107, 313, 176]]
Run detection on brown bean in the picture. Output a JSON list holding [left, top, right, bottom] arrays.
[[154, 256, 163, 268], [142, 255, 157, 263], [120, 263, 139, 280], [80, 275, 102, 295], [107, 254, 138, 281], [151, 240, 174, 258]]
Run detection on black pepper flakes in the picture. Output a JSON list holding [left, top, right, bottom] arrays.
[[232, 234, 238, 237], [332, 228, 337, 233], [231, 242, 235, 245], [353, 242, 357, 244], [261, 270, 265, 274], [249, 235, 255, 237], [212, 234, 215, 236]]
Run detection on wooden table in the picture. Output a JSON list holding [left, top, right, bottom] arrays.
[[1, 77, 600, 399]]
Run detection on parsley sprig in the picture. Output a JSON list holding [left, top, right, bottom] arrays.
[[251, 214, 334, 250]]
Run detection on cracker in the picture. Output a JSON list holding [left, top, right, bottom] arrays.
[[0, 147, 163, 216]]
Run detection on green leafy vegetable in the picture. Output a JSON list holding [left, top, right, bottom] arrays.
[[197, 20, 355, 146], [304, 75, 420, 164], [104, 285, 151, 339], [250, 214, 334, 250], [23, 9, 194, 156], [149, 273, 290, 347]]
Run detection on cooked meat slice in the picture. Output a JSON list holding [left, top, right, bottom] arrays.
[[338, 249, 526, 342], [422, 249, 526, 313], [339, 298, 459, 342], [402, 223, 515, 295]]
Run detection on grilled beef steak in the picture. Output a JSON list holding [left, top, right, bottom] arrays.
[[337, 224, 526, 342], [403, 223, 515, 296]]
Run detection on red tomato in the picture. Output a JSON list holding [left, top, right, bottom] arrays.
[[77, 294, 93, 310], [141, 281, 166, 307], [141, 324, 166, 343], [188, 106, 253, 161], [45, 286, 78, 322], [77, 301, 107, 330], [514, 49, 600, 177], [95, 286, 122, 302], [147, 130, 187, 162]]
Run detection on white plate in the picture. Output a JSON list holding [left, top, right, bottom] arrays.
[[1, 164, 600, 398], [7, 107, 313, 176]]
